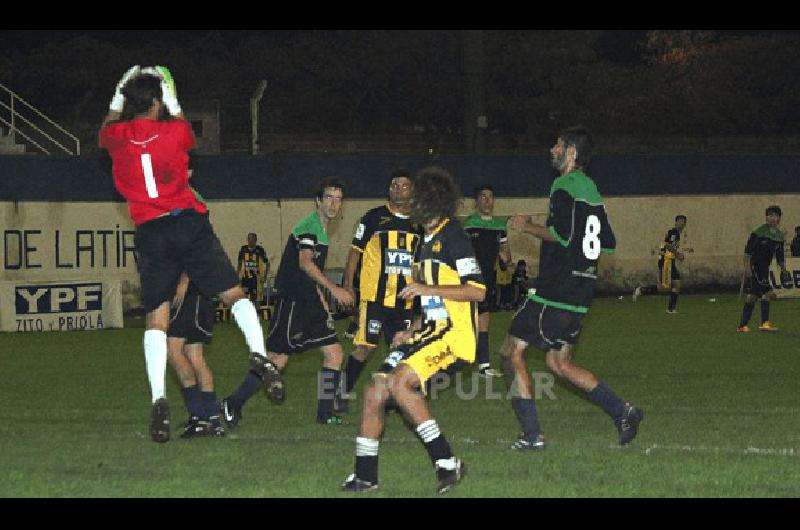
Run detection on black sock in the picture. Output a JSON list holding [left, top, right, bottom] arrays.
[[416, 420, 454, 476], [200, 391, 218, 421], [355, 437, 379, 484], [587, 382, 626, 422], [181, 385, 203, 419], [760, 301, 770, 323], [228, 371, 264, 410], [317, 368, 341, 421], [476, 331, 490, 368], [343, 356, 366, 395], [740, 302, 755, 327], [511, 398, 541, 439], [668, 292, 679, 311]]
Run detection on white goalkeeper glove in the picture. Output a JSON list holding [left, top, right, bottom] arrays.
[[141, 65, 182, 116], [109, 65, 141, 113]]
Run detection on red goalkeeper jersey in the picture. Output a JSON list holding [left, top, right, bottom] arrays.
[[100, 118, 206, 225]]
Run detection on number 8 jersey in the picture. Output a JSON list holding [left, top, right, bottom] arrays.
[[531, 169, 616, 314], [100, 118, 207, 225]]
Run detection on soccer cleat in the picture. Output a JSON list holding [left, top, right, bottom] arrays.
[[666, 309, 678, 314], [436, 458, 466, 495], [149, 398, 170, 443], [632, 286, 642, 302], [180, 416, 211, 439], [221, 398, 242, 429], [251, 354, 286, 403], [758, 321, 778, 332], [736, 325, 751, 333], [617, 403, 643, 446], [341, 474, 378, 492], [207, 415, 226, 437], [478, 367, 503, 378], [317, 414, 344, 425], [511, 434, 546, 451]]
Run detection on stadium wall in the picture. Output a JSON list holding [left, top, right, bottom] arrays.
[[2, 154, 800, 310]]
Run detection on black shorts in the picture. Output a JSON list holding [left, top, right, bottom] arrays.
[[167, 284, 215, 345], [508, 298, 584, 352], [265, 297, 338, 355], [241, 277, 259, 300], [354, 300, 413, 348], [748, 266, 772, 297], [135, 211, 239, 313]]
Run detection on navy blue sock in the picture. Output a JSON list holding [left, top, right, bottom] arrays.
[[343, 356, 366, 394], [511, 398, 541, 439], [668, 292, 679, 311], [201, 391, 218, 421], [317, 368, 341, 421], [181, 385, 203, 419], [476, 332, 490, 367], [587, 382, 626, 421], [740, 302, 755, 327], [760, 301, 770, 323], [228, 371, 264, 410]]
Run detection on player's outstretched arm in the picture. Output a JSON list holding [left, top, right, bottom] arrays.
[[399, 280, 485, 303], [509, 214, 555, 242], [99, 65, 140, 134]]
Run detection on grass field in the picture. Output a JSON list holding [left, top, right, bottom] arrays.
[[2, 293, 799, 498]]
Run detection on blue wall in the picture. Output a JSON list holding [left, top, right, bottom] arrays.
[[2, 153, 799, 201]]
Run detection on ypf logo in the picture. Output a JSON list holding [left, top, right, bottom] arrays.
[[15, 283, 102, 314], [384, 249, 413, 275]]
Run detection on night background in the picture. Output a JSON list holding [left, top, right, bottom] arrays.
[[3, 29, 800, 155]]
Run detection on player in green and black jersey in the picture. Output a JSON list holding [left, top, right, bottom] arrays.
[[633, 215, 690, 313], [737, 206, 789, 332], [337, 169, 422, 412], [501, 127, 642, 450], [463, 185, 512, 378], [222, 178, 354, 427]]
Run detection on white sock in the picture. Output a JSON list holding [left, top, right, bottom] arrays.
[[356, 437, 380, 457], [143, 329, 167, 403], [416, 419, 441, 443], [231, 298, 266, 356]]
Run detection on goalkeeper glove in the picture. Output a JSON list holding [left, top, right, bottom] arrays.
[[109, 65, 141, 112]]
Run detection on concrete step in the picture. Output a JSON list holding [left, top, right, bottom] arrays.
[[0, 134, 27, 154]]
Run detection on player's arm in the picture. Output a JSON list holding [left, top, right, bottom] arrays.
[[599, 206, 617, 254], [499, 231, 512, 266], [343, 247, 362, 297], [743, 233, 758, 274], [401, 281, 485, 303], [345, 215, 373, 295], [298, 249, 354, 307], [508, 215, 555, 241], [776, 239, 787, 271], [390, 314, 423, 348], [99, 65, 142, 145], [236, 247, 245, 277]]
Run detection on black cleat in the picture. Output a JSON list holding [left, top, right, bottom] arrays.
[[149, 398, 170, 443], [617, 403, 644, 446], [511, 434, 546, 451], [180, 416, 211, 439], [251, 354, 285, 403], [220, 398, 242, 429], [436, 458, 466, 495], [341, 474, 378, 492], [207, 415, 226, 437]]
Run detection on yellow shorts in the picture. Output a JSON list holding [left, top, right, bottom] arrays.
[[400, 320, 476, 392]]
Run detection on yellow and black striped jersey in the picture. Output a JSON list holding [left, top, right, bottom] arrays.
[[415, 217, 485, 331], [238, 245, 268, 280], [352, 205, 422, 309]]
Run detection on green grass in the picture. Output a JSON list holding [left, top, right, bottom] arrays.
[[2, 294, 800, 497]]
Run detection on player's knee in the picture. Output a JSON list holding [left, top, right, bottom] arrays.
[[364, 378, 390, 411], [545, 355, 565, 378], [219, 286, 246, 307]]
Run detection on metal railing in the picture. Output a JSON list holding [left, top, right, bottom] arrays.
[[0, 82, 80, 155]]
